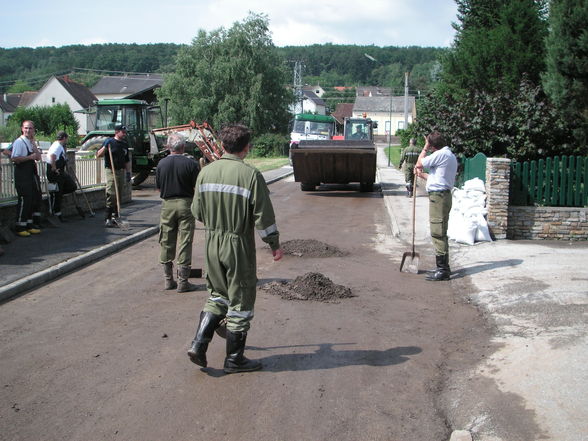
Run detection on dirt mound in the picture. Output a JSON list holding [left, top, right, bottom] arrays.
[[281, 239, 347, 258], [261, 272, 354, 302]]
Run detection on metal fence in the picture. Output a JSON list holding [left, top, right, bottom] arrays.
[[511, 155, 588, 207], [0, 154, 106, 204]]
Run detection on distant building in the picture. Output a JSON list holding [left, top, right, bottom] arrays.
[[291, 90, 327, 115], [302, 84, 325, 98], [353, 95, 416, 137], [27, 76, 96, 134], [0, 92, 38, 126], [91, 74, 164, 102]]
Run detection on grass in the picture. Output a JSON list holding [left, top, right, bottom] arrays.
[[245, 156, 290, 172], [385, 145, 403, 168]]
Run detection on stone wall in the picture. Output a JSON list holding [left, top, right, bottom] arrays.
[[508, 206, 588, 240], [485, 157, 588, 241]]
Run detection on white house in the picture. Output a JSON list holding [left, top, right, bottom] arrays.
[[353, 95, 416, 137], [291, 90, 327, 115], [26, 76, 97, 135]]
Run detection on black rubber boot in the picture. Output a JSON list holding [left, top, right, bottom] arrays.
[[223, 331, 262, 374], [426, 255, 451, 281], [187, 311, 224, 367]]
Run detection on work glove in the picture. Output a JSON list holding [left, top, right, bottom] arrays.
[[126, 171, 131, 183]]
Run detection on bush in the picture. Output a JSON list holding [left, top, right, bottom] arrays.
[[250, 133, 289, 157], [6, 104, 79, 140]]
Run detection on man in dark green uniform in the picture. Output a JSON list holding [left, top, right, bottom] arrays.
[[188, 124, 283, 374], [156, 134, 200, 292], [398, 138, 420, 197]]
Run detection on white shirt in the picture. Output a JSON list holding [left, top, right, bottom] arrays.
[[421, 146, 458, 192], [45, 141, 66, 164], [10, 136, 35, 159]]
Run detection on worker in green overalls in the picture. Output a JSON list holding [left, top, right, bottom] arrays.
[[399, 138, 421, 197], [188, 124, 283, 374]]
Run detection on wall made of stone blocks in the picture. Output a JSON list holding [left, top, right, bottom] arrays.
[[508, 206, 588, 240]]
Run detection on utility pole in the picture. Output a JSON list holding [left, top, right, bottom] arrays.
[[292, 60, 304, 114], [403, 72, 410, 130]]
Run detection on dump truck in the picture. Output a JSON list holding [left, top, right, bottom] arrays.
[[290, 117, 378, 192]]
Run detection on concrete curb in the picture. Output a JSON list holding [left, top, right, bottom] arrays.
[[0, 226, 159, 303], [266, 169, 294, 185], [377, 168, 400, 238]]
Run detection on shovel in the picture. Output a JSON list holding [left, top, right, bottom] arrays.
[[69, 166, 95, 217], [107, 146, 130, 230], [400, 174, 420, 273]]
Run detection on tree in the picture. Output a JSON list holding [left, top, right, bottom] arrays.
[[158, 13, 293, 134], [442, 0, 548, 97], [543, 0, 588, 150]]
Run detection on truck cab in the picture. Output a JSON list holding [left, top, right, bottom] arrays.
[[289, 113, 336, 148]]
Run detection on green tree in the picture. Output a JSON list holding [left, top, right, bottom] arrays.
[[442, 0, 548, 97], [159, 13, 293, 134], [7, 80, 34, 93], [543, 0, 588, 150], [7, 104, 79, 140]]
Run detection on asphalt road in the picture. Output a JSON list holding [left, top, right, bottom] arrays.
[[0, 175, 487, 441]]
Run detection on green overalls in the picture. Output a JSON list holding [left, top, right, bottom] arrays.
[[191, 154, 280, 332]]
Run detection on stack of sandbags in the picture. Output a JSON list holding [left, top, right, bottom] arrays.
[[448, 177, 492, 245]]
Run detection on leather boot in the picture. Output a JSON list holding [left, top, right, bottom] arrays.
[[177, 265, 198, 292], [426, 255, 451, 281], [223, 330, 262, 374], [187, 311, 224, 367], [162, 262, 177, 290]]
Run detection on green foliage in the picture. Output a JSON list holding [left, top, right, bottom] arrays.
[[4, 104, 79, 142], [415, 78, 574, 161], [442, 0, 548, 97], [396, 126, 424, 148], [543, 0, 588, 149], [7, 80, 33, 93], [250, 133, 289, 158], [159, 13, 292, 135]]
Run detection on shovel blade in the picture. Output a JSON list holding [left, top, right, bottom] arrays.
[[113, 217, 130, 230], [400, 251, 420, 274]]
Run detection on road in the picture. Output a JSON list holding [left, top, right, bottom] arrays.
[[0, 176, 488, 441]]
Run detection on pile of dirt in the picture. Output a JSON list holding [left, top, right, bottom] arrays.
[[281, 239, 347, 258], [261, 272, 354, 302]]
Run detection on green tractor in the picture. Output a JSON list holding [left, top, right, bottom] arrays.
[[80, 99, 166, 186]]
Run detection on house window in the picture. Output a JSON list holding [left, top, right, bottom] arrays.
[[52, 97, 55, 103], [398, 121, 405, 130]]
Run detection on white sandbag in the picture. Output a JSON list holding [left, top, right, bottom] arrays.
[[475, 213, 492, 242], [463, 177, 486, 192]]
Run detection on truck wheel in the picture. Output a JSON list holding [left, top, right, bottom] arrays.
[[360, 182, 373, 192], [131, 170, 150, 187], [300, 183, 316, 191]]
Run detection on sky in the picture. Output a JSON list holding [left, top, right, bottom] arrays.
[[0, 0, 457, 49]]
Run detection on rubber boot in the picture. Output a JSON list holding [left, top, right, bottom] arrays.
[[177, 265, 198, 293], [223, 330, 262, 374], [406, 183, 413, 198], [187, 311, 224, 367], [162, 262, 177, 290], [426, 255, 451, 281]]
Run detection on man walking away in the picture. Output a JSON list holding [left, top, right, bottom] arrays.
[[188, 124, 283, 374], [156, 134, 200, 293], [415, 131, 458, 281], [398, 138, 421, 197]]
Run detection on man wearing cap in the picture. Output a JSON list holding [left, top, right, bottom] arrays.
[[415, 131, 458, 281], [96, 125, 131, 227], [45, 131, 77, 222], [10, 120, 43, 237]]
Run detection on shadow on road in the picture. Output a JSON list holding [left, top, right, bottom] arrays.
[[452, 258, 523, 279], [201, 343, 422, 376]]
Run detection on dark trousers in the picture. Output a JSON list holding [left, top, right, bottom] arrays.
[[15, 172, 42, 229], [47, 167, 77, 215]]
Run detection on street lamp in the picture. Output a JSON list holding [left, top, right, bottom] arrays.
[[364, 53, 392, 167]]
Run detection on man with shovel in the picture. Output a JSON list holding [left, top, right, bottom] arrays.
[[156, 133, 200, 293], [188, 124, 283, 374], [45, 131, 77, 222], [415, 131, 458, 281], [96, 125, 131, 227]]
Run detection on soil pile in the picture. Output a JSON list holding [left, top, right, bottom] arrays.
[[262, 272, 354, 302], [281, 239, 347, 258]]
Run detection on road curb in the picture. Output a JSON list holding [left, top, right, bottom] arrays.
[[0, 226, 159, 303], [266, 169, 294, 185], [377, 168, 401, 238]]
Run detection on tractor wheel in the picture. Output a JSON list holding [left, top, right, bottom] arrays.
[[80, 136, 107, 151], [131, 170, 150, 187], [300, 183, 316, 191]]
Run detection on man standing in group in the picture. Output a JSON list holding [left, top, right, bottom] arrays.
[[96, 125, 130, 227], [188, 124, 283, 374], [45, 131, 77, 222], [10, 120, 43, 237], [398, 138, 421, 197], [415, 131, 458, 281], [156, 133, 200, 293]]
